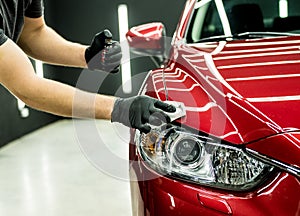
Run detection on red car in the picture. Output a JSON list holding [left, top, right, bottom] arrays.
[[126, 0, 300, 215]]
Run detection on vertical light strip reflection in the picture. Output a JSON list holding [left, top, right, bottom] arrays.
[[118, 4, 132, 94], [35, 60, 44, 78], [279, 0, 288, 18], [17, 60, 43, 118], [17, 99, 29, 118]]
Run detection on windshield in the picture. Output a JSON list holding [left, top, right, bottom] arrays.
[[186, 0, 300, 43]]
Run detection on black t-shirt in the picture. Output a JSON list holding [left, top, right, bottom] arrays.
[[0, 0, 44, 45]]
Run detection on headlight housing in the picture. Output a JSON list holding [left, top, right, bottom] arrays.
[[135, 125, 274, 191]]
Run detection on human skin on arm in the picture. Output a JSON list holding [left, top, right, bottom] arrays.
[[0, 39, 115, 119], [17, 16, 88, 68]]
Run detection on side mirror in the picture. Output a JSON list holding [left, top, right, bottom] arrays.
[[126, 22, 166, 63]]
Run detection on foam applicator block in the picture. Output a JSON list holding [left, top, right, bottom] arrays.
[[164, 101, 186, 122]]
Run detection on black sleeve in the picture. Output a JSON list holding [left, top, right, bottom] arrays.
[[25, 0, 44, 18], [0, 29, 8, 46]]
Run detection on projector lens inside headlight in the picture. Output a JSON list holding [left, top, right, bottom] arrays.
[[174, 138, 202, 165], [135, 126, 274, 191]]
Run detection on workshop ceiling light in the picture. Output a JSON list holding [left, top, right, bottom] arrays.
[[118, 4, 132, 94], [279, 0, 288, 18]]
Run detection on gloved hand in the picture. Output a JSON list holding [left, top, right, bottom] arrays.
[[85, 29, 122, 73], [111, 95, 176, 133]]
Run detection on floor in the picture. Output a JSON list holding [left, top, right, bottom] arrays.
[[0, 120, 132, 216]]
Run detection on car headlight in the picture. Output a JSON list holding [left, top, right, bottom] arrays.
[[135, 125, 275, 191]]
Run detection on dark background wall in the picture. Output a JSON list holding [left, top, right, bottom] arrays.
[[0, 86, 59, 147], [43, 0, 185, 96], [0, 0, 185, 147]]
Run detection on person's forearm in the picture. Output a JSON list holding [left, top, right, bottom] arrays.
[[1, 39, 115, 120], [18, 17, 88, 68], [20, 76, 115, 119]]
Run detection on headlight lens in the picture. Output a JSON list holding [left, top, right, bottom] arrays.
[[136, 126, 274, 191]]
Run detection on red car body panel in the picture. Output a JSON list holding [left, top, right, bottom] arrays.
[[148, 36, 300, 167], [151, 36, 300, 145], [127, 0, 300, 215], [247, 132, 300, 169]]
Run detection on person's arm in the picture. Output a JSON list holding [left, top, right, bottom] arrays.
[[1, 38, 114, 119], [18, 16, 88, 68], [0, 39, 175, 132], [14, 16, 175, 132]]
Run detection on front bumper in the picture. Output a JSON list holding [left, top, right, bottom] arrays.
[[129, 152, 300, 216]]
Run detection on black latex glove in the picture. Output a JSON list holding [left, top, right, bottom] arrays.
[[111, 95, 176, 133], [85, 29, 122, 73]]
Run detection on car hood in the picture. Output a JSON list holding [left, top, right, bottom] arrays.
[[159, 36, 300, 144]]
